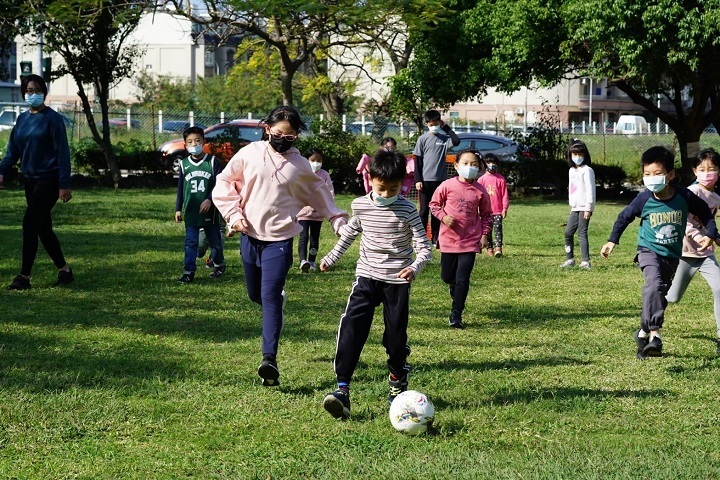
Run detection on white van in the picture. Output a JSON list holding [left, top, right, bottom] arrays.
[[614, 115, 649, 135]]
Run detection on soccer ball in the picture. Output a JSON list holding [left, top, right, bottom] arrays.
[[389, 390, 435, 435]]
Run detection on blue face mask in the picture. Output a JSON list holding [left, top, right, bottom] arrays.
[[187, 145, 203, 156], [643, 175, 667, 193], [373, 193, 399, 206], [457, 165, 479, 180], [571, 155, 584, 165], [25, 93, 44, 108]]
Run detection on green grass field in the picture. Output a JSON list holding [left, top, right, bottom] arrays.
[[2, 189, 720, 478]]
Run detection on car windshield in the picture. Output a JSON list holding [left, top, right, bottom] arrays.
[[205, 126, 263, 142]]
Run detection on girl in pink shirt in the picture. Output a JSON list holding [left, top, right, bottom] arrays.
[[213, 106, 348, 387], [477, 153, 510, 257], [297, 148, 334, 272], [430, 149, 493, 329], [666, 148, 720, 354]]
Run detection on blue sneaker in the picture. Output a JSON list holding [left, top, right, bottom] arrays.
[[323, 389, 351, 420]]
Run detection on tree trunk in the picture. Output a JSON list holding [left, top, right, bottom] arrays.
[[75, 85, 121, 188], [280, 70, 294, 107]]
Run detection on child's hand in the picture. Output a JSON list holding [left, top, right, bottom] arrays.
[[175, 211, 182, 223], [442, 215, 455, 227], [227, 219, 249, 237], [502, 209, 507, 219], [600, 241, 616, 258], [415, 182, 423, 192], [479, 234, 488, 250], [320, 260, 331, 272], [583, 211, 592, 220], [397, 267, 415, 282], [698, 235, 713, 251], [199, 199, 212, 213]]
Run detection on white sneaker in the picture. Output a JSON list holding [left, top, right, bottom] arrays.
[[299, 260, 311, 273], [579, 261, 591, 269], [560, 259, 575, 268]]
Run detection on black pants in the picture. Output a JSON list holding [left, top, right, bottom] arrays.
[[21, 178, 67, 276], [334, 276, 410, 384], [637, 248, 678, 332], [418, 180, 442, 244], [298, 220, 322, 263], [441, 252, 476, 314]]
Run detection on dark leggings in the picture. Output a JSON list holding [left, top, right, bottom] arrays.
[[21, 178, 67, 276], [440, 252, 477, 314], [298, 220, 322, 263]]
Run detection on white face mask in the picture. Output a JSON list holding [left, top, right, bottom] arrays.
[[571, 155, 584, 165], [310, 161, 322, 173], [428, 125, 441, 134], [643, 175, 667, 193], [456, 165, 479, 180], [187, 145, 203, 156]]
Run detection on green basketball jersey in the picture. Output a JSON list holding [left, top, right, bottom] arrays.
[[179, 154, 220, 227]]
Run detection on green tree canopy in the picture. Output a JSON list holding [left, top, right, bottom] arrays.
[[397, 0, 720, 175]]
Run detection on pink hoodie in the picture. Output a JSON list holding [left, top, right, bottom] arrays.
[[213, 141, 348, 241], [477, 172, 509, 215]]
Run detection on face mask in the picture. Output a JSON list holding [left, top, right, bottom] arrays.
[[428, 125, 441, 134], [486, 164, 497, 173], [187, 145, 203, 156], [696, 171, 718, 188], [373, 193, 399, 206], [457, 165, 479, 180], [310, 161, 322, 173], [269, 136, 295, 153], [571, 155, 584, 165], [25, 93, 44, 108], [643, 175, 667, 193]]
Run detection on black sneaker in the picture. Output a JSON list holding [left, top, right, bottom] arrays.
[[634, 329, 648, 360], [6, 275, 31, 290], [449, 310, 464, 329], [643, 335, 663, 357], [210, 265, 226, 278], [323, 389, 351, 420], [54, 268, 74, 286], [257, 358, 280, 386], [388, 373, 408, 405], [177, 272, 194, 284]]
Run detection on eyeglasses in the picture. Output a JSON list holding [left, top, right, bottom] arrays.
[[268, 130, 298, 142], [25, 89, 43, 95]]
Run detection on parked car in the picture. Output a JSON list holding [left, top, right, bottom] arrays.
[[97, 117, 141, 129], [0, 110, 17, 131], [445, 132, 521, 163], [158, 119, 264, 171], [157, 120, 206, 133]]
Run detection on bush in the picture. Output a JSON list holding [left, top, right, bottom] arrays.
[[71, 137, 164, 176], [295, 117, 373, 194]]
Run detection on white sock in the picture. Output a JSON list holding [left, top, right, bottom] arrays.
[[650, 332, 661, 340], [637, 330, 648, 338]]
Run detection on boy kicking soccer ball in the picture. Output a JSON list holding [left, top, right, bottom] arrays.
[[320, 149, 432, 420]]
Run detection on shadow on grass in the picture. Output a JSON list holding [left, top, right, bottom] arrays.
[[433, 386, 672, 410], [0, 330, 192, 393]]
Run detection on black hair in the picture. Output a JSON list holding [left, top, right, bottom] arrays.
[[261, 106, 307, 140], [369, 149, 407, 183], [423, 110, 441, 123], [484, 153, 499, 163], [567, 139, 592, 167], [641, 146, 675, 172], [21, 74, 47, 96], [183, 126, 205, 141], [305, 147, 324, 161], [694, 148, 720, 169], [380, 137, 397, 148], [455, 148, 486, 169]]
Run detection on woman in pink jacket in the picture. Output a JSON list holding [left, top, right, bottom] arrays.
[[213, 106, 348, 387]]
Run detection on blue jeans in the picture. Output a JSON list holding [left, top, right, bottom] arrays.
[[184, 224, 224, 273], [242, 235, 293, 357]]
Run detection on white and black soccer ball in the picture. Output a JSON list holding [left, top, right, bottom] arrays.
[[389, 390, 435, 435]]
